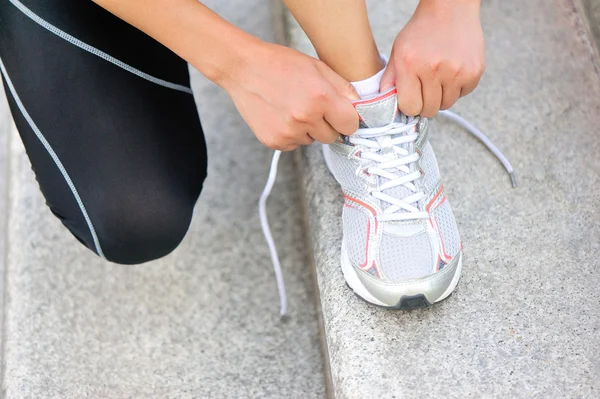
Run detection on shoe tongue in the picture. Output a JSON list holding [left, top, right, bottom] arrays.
[[354, 88, 404, 128]]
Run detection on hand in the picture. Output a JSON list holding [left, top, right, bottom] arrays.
[[380, 0, 485, 118], [218, 42, 360, 151]]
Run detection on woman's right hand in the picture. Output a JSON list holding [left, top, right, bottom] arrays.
[[216, 42, 360, 151]]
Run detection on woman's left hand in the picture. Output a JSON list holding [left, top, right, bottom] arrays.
[[380, 0, 486, 118]]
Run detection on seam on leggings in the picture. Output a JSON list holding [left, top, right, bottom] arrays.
[[0, 57, 106, 259], [9, 0, 194, 95]]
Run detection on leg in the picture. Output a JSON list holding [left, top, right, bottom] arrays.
[[283, 0, 382, 81], [0, 0, 207, 264]]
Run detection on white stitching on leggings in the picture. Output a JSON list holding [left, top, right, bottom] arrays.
[[9, 0, 194, 95], [0, 57, 106, 259]]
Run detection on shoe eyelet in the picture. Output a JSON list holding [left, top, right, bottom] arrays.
[[418, 118, 428, 133]]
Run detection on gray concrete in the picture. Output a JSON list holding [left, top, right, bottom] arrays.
[[0, 76, 8, 376], [582, 0, 600, 62], [2, 1, 325, 398], [290, 0, 600, 397]]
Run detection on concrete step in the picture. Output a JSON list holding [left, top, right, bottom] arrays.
[[0, 72, 9, 359], [1, 1, 326, 398], [289, 0, 600, 397]]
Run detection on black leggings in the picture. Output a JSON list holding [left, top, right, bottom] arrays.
[[0, 0, 208, 264]]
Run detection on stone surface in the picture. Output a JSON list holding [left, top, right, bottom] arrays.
[[582, 0, 600, 58], [290, 0, 600, 397], [2, 1, 325, 398], [0, 77, 8, 365]]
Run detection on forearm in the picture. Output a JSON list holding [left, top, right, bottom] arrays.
[[92, 0, 260, 84]]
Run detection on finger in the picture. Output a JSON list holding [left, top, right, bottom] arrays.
[[440, 84, 461, 110], [298, 133, 316, 146], [459, 76, 481, 98], [379, 57, 395, 93], [395, 68, 423, 116], [280, 144, 299, 152], [419, 78, 442, 118], [323, 94, 359, 136], [286, 121, 314, 147], [261, 133, 297, 151], [316, 62, 360, 101], [308, 120, 341, 145]]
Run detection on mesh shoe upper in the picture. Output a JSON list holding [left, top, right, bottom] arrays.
[[326, 88, 461, 283]]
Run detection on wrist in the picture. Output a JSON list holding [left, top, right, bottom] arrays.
[[190, 29, 263, 87], [167, 4, 264, 87], [416, 0, 481, 20], [418, 0, 481, 12], [421, 0, 480, 5]]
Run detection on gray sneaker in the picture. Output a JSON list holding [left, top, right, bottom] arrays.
[[323, 88, 462, 309]]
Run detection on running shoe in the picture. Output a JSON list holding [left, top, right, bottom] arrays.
[[259, 87, 515, 315], [322, 88, 462, 309]]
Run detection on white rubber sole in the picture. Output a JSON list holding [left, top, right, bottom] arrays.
[[341, 241, 463, 308]]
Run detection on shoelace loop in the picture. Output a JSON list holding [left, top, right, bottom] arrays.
[[259, 110, 517, 316], [258, 150, 287, 317]]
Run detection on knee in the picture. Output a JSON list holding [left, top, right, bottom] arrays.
[[93, 191, 196, 265]]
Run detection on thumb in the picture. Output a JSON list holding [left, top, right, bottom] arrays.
[[379, 58, 396, 93], [316, 62, 360, 101]]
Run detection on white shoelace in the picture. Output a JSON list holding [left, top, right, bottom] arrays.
[[348, 116, 428, 222], [258, 150, 287, 316], [258, 110, 516, 317]]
